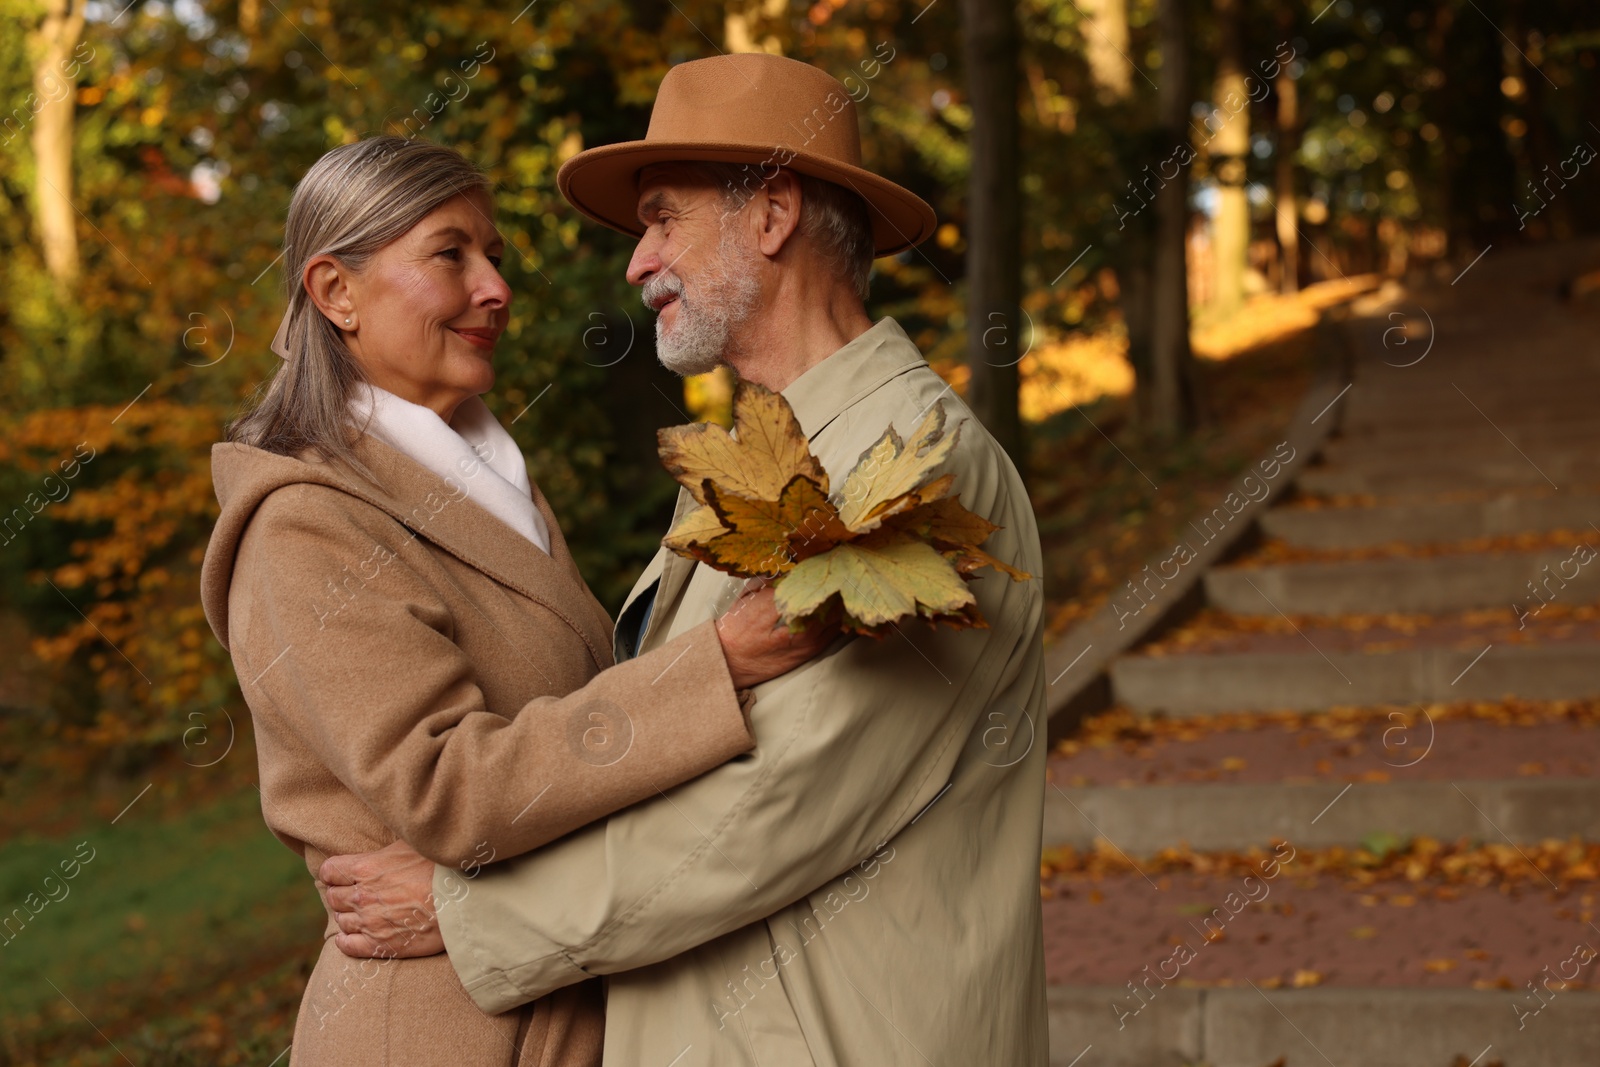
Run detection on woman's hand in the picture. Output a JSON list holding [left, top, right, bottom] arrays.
[[714, 581, 841, 690]]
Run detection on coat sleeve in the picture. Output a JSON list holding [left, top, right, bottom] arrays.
[[231, 482, 755, 868], [434, 438, 1042, 1015]]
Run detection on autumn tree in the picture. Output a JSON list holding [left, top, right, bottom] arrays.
[[1273, 2, 1299, 293], [1149, 0, 1198, 433], [960, 0, 1025, 467], [1208, 0, 1249, 316], [26, 0, 86, 292]]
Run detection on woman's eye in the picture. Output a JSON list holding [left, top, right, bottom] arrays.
[[437, 248, 461, 260], [488, 255, 503, 269]]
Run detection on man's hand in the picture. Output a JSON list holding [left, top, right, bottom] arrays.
[[318, 839, 444, 959], [715, 581, 840, 690]]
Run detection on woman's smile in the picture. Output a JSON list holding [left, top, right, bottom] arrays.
[[449, 325, 500, 351]]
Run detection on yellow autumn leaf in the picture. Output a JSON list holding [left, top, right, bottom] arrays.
[[774, 530, 978, 633], [662, 503, 729, 561], [885, 490, 996, 545], [701, 475, 851, 577], [836, 404, 960, 531], [885, 496, 1033, 581], [656, 385, 1031, 634], [658, 381, 828, 505]]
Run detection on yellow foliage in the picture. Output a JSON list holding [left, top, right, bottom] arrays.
[[1, 400, 228, 750]]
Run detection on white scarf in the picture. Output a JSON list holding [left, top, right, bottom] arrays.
[[348, 382, 551, 555]]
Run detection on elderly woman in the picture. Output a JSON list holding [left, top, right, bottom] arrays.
[[198, 136, 831, 1065]]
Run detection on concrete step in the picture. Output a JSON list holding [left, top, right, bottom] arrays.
[[1048, 986, 1600, 1067], [1110, 642, 1600, 715], [1260, 493, 1600, 549], [1044, 777, 1600, 854], [1205, 550, 1600, 616], [1300, 456, 1600, 495], [1338, 396, 1600, 429], [1323, 425, 1600, 466]]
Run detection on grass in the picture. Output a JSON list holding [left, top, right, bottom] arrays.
[[0, 786, 322, 1066]]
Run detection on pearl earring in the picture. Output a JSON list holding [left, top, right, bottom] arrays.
[[344, 317, 352, 325]]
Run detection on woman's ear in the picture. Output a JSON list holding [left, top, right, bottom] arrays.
[[755, 170, 804, 257], [305, 254, 357, 329]]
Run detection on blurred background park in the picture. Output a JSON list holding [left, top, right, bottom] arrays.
[[3, 0, 1600, 1063]]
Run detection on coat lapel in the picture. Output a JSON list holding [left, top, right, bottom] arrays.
[[327, 433, 616, 671], [635, 486, 701, 650], [526, 476, 617, 656]]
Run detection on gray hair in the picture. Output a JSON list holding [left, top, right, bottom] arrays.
[[688, 162, 875, 300], [227, 136, 492, 475]]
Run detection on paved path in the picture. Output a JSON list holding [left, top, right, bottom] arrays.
[[1042, 239, 1600, 1065]]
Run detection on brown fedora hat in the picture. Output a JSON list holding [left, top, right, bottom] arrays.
[[556, 53, 936, 257]]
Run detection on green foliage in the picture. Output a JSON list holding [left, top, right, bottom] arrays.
[[0, 789, 321, 1060]]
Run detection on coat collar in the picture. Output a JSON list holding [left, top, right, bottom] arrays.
[[781, 317, 929, 442], [202, 429, 616, 670], [340, 431, 615, 669]]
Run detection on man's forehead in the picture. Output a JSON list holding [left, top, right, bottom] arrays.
[[635, 163, 722, 210]]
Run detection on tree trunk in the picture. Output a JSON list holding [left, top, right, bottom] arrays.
[[1150, 0, 1197, 434], [1506, 0, 1568, 240], [29, 0, 86, 293], [1426, 1, 1455, 255], [961, 0, 1025, 468], [1209, 0, 1249, 317], [1273, 5, 1299, 294], [1077, 0, 1133, 102]]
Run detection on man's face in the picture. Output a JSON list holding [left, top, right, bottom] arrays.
[[627, 164, 761, 376]]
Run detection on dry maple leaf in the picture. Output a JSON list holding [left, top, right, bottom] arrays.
[[656, 382, 1031, 635]]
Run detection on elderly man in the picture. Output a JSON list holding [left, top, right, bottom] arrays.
[[322, 53, 1048, 1064]]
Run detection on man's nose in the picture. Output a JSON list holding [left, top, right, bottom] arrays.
[[627, 239, 662, 287]]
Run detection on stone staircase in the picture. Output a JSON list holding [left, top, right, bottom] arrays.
[[1040, 241, 1600, 1066]]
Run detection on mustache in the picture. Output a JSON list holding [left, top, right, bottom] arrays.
[[641, 272, 685, 312]]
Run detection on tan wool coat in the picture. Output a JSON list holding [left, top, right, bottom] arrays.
[[200, 428, 758, 1066], [434, 318, 1051, 1066]]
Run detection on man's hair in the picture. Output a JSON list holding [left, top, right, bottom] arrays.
[[686, 161, 875, 300]]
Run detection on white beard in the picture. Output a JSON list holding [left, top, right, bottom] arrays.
[[643, 230, 761, 377]]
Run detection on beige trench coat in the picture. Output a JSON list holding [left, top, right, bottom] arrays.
[[435, 318, 1050, 1065], [200, 429, 758, 1066]]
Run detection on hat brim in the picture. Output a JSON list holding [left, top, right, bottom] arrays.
[[556, 141, 938, 257]]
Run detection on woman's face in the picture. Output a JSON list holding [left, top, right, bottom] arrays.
[[330, 189, 511, 424]]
